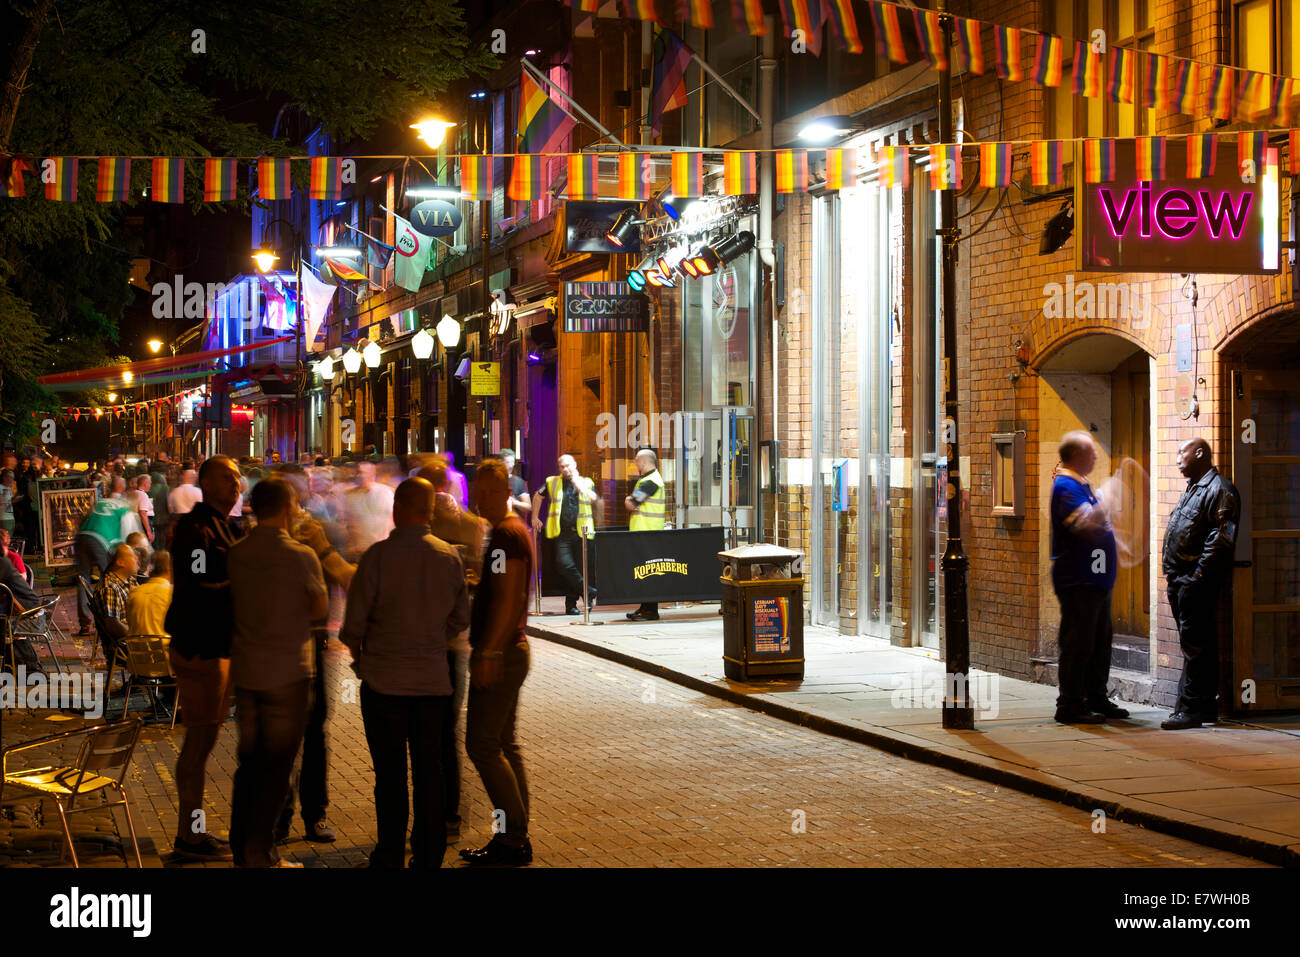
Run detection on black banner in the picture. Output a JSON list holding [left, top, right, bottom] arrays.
[[593, 526, 725, 604]]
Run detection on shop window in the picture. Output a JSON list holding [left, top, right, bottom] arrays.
[[1233, 0, 1300, 75], [1049, 0, 1154, 141]]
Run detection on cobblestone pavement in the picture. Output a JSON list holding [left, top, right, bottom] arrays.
[[3, 614, 1269, 867]]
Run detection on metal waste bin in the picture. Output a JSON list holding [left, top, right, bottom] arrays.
[[719, 543, 804, 681]]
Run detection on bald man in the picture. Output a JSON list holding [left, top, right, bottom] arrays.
[[1160, 438, 1240, 730], [92, 543, 139, 664]]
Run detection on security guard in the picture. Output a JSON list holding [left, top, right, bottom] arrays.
[[625, 448, 666, 622], [534, 453, 597, 615]]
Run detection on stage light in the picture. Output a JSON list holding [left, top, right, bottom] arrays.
[[1040, 200, 1074, 255], [627, 270, 647, 291], [709, 230, 756, 264], [607, 208, 640, 247]]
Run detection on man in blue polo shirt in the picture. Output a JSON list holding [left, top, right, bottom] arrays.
[[1050, 430, 1127, 725]]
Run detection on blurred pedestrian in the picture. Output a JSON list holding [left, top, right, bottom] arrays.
[[534, 454, 597, 615], [342, 460, 395, 561]]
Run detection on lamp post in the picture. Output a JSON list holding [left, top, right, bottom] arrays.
[[253, 216, 305, 460]]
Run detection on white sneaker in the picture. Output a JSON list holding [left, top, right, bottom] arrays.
[[272, 859, 304, 868]]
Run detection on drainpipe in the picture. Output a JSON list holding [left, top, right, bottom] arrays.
[[758, 16, 777, 543]]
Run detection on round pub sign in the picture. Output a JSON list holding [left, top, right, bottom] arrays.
[[410, 199, 462, 238]]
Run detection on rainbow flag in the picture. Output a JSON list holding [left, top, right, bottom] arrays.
[[1033, 34, 1064, 87], [878, 146, 909, 189], [671, 152, 703, 196], [564, 0, 602, 12], [258, 157, 292, 200], [1239, 131, 1268, 173], [824, 0, 862, 54], [1204, 65, 1234, 120], [729, 0, 767, 36], [96, 157, 131, 202], [203, 158, 237, 202], [1235, 71, 1270, 122], [152, 158, 184, 203], [44, 157, 78, 201], [508, 154, 543, 201], [1170, 60, 1200, 115], [1185, 134, 1217, 178], [1135, 137, 1166, 181], [868, 1, 906, 64], [520, 70, 574, 154], [723, 151, 757, 194], [1083, 138, 1115, 183], [954, 18, 984, 74], [824, 148, 857, 190], [618, 153, 651, 200], [310, 157, 343, 200], [978, 143, 1013, 188], [325, 258, 368, 282], [0, 154, 31, 198], [1145, 53, 1172, 113], [651, 28, 693, 136], [913, 9, 947, 71], [1273, 77, 1295, 125], [1071, 41, 1103, 98], [677, 0, 712, 28], [993, 26, 1022, 81], [1290, 131, 1300, 176], [1107, 47, 1135, 103], [928, 144, 961, 190], [775, 150, 807, 193], [461, 155, 492, 200], [567, 153, 600, 199], [619, 0, 661, 23], [776, 0, 826, 57]]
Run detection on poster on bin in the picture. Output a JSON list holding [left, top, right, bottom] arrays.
[[751, 596, 791, 655]]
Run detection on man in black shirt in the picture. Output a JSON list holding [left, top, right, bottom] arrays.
[[501, 449, 531, 519], [165, 455, 243, 859]]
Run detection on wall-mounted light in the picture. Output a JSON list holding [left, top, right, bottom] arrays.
[[314, 246, 363, 258], [318, 355, 335, 380], [797, 114, 863, 143], [436, 313, 462, 348], [1039, 199, 1074, 255], [342, 346, 363, 375], [412, 327, 435, 360], [363, 340, 382, 368]]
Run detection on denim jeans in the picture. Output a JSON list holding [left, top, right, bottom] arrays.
[[466, 642, 530, 840], [360, 682, 451, 868], [230, 680, 312, 867]]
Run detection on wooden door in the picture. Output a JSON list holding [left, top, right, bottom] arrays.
[[1110, 352, 1151, 636]]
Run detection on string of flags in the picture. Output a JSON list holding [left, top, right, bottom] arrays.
[[29, 386, 208, 423], [4, 129, 1298, 208]]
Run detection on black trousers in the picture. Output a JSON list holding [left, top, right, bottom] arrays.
[[230, 680, 312, 867], [1168, 577, 1222, 717], [554, 530, 595, 606], [1055, 586, 1115, 714], [73, 534, 110, 630], [360, 682, 450, 868], [441, 647, 468, 823], [279, 632, 329, 831]]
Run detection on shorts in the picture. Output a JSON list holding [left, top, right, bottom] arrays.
[[169, 649, 233, 727]]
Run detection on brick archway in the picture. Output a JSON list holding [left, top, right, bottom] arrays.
[[1031, 323, 1156, 370]]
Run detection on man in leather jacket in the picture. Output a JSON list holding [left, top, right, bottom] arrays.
[[1160, 438, 1240, 730]]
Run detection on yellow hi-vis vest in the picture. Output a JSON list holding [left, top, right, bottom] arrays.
[[628, 469, 666, 531], [544, 474, 594, 539]]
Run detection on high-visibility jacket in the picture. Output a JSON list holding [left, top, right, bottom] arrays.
[[544, 474, 595, 539], [628, 469, 666, 531]]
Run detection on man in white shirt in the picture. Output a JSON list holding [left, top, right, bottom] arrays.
[[168, 469, 203, 515], [134, 474, 155, 543], [342, 461, 395, 561]]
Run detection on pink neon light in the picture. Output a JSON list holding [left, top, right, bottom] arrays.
[[1097, 186, 1253, 241]]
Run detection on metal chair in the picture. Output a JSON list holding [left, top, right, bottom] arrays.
[[1, 718, 145, 867], [113, 635, 178, 729], [0, 583, 62, 676], [76, 575, 105, 666]]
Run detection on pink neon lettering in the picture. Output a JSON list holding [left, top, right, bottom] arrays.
[[1097, 186, 1254, 241], [1198, 189, 1252, 239]]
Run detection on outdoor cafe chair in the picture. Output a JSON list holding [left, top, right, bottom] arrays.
[[0, 582, 62, 676], [0, 718, 145, 867], [113, 635, 179, 729]]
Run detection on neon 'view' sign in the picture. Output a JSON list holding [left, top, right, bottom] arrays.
[[1077, 139, 1279, 275]]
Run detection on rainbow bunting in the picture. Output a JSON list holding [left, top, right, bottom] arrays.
[[1186, 134, 1217, 178], [1238, 131, 1268, 173], [508, 154, 543, 201], [0, 155, 31, 198], [671, 152, 704, 197], [993, 26, 1022, 81], [44, 157, 78, 201], [1272, 77, 1295, 125], [1070, 41, 1103, 98], [565, 0, 602, 12], [978, 143, 1013, 188], [678, 0, 712, 28], [258, 157, 292, 201], [1144, 53, 1172, 113], [1235, 71, 1270, 122], [729, 0, 767, 36], [774, 150, 807, 193], [152, 158, 184, 203], [825, 0, 862, 54], [824, 148, 857, 190], [868, 1, 906, 63], [203, 158, 237, 202], [1290, 131, 1300, 176], [461, 155, 492, 200], [619, 0, 661, 23], [723, 151, 758, 195], [1083, 138, 1116, 183], [878, 146, 909, 189], [618, 153, 652, 200], [96, 157, 131, 203], [928, 144, 961, 190], [309, 157, 343, 200], [1204, 65, 1235, 120], [1135, 137, 1166, 181], [1033, 34, 1064, 87], [567, 153, 600, 200], [1107, 47, 1135, 103], [776, 0, 826, 57], [954, 18, 984, 75], [1170, 59, 1201, 115], [913, 9, 947, 71]]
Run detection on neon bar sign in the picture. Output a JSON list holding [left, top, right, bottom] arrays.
[[1077, 139, 1278, 274]]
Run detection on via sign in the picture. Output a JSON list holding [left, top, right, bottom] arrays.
[[410, 199, 462, 237], [1077, 139, 1279, 274]]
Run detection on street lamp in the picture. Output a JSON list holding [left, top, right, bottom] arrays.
[[147, 339, 163, 354], [362, 340, 382, 369], [410, 117, 456, 150], [252, 247, 279, 273], [411, 327, 435, 360], [342, 345, 363, 375], [317, 355, 335, 380], [436, 314, 461, 348]]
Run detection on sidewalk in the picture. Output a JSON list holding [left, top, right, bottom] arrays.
[[527, 599, 1300, 867]]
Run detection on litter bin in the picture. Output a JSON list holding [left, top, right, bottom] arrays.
[[718, 543, 804, 681]]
